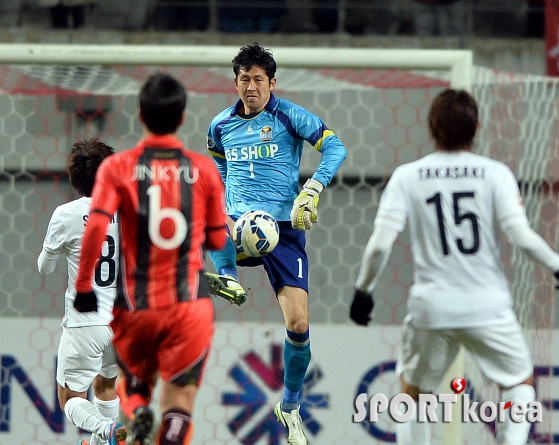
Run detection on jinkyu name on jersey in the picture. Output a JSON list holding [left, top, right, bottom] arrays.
[[131, 164, 199, 183], [225, 144, 279, 161], [418, 166, 486, 180]]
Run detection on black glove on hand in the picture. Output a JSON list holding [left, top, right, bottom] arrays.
[[350, 289, 374, 326], [555, 270, 559, 289], [74, 290, 98, 312]]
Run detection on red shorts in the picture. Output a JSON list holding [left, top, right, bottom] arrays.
[[111, 298, 214, 385]]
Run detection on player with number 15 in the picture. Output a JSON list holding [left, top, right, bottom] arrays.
[[350, 89, 559, 445]]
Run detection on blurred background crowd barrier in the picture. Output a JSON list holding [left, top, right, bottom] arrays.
[[0, 0, 545, 38]]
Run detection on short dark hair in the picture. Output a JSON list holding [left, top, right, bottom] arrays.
[[68, 138, 114, 197], [139, 72, 187, 135], [232, 42, 276, 81], [428, 89, 479, 151]]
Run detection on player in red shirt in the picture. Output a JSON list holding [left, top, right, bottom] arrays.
[[75, 72, 227, 445]]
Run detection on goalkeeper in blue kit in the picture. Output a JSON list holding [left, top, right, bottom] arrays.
[[205, 43, 346, 445]]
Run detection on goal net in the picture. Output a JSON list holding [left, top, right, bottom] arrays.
[[0, 45, 556, 445]]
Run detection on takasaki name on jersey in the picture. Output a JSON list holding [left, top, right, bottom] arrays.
[[418, 166, 486, 180]]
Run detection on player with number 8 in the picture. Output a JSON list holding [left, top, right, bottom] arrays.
[[38, 138, 128, 445]]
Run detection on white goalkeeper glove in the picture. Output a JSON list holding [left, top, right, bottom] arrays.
[[290, 178, 324, 230]]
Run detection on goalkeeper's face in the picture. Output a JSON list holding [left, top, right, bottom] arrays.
[[235, 66, 276, 115]]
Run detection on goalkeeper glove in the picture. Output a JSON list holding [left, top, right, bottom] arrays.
[[290, 178, 324, 230], [350, 289, 374, 326], [74, 290, 98, 313]]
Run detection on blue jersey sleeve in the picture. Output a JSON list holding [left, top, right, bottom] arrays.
[[207, 112, 231, 184], [310, 132, 346, 187], [278, 100, 346, 187]]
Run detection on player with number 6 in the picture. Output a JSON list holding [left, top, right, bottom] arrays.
[[350, 89, 559, 445], [74, 72, 228, 445], [205, 43, 346, 444]]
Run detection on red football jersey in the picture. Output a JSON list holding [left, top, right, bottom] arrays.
[[76, 134, 227, 311]]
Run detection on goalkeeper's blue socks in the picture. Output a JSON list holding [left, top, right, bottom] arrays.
[[282, 387, 300, 412], [282, 328, 311, 411], [208, 237, 238, 279]]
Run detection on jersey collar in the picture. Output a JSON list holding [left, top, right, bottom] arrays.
[[137, 134, 184, 149], [231, 93, 278, 117]]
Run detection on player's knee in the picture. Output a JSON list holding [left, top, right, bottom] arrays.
[[290, 318, 309, 334], [92, 375, 117, 396], [501, 375, 534, 390], [57, 384, 85, 411], [520, 375, 534, 387]]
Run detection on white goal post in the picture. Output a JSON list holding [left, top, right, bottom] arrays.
[[0, 43, 472, 91]]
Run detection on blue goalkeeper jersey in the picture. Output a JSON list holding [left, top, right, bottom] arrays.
[[207, 93, 346, 221]]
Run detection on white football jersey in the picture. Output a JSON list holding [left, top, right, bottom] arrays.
[[375, 151, 527, 329], [41, 196, 119, 327]]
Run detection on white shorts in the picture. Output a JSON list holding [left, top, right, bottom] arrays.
[[57, 325, 118, 393], [397, 316, 533, 392]]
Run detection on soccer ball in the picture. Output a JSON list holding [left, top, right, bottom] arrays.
[[233, 210, 280, 257]]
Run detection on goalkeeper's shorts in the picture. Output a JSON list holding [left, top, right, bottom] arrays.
[[237, 221, 309, 294]]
